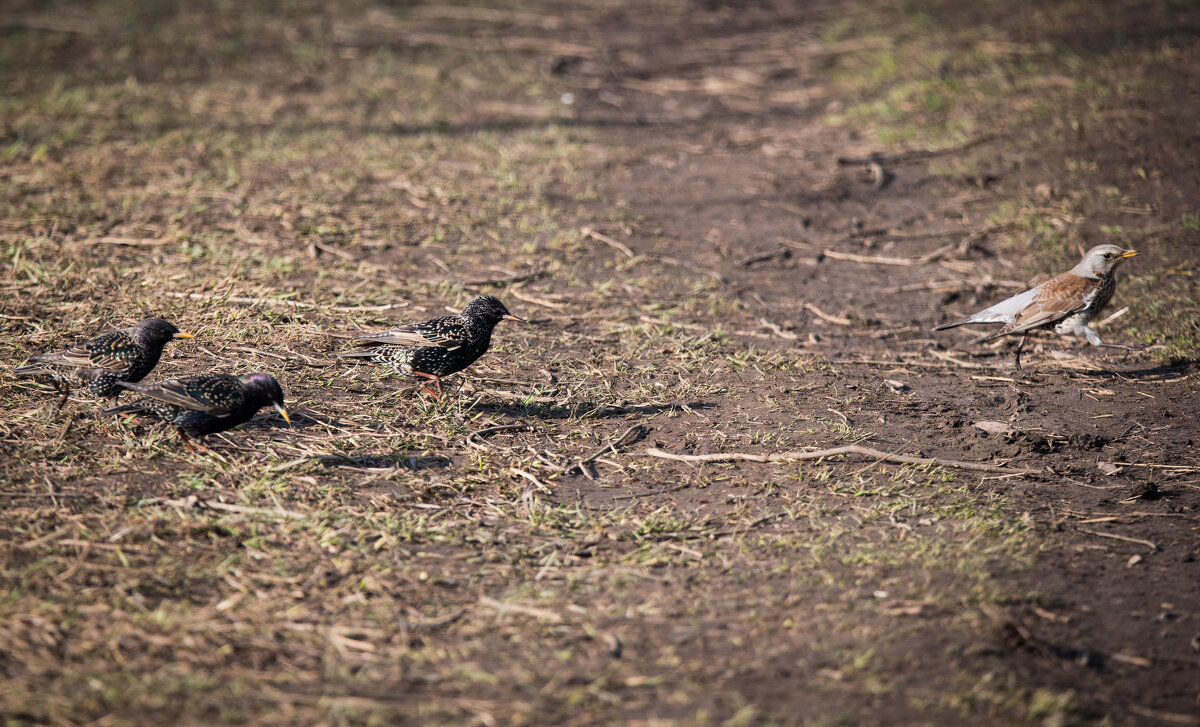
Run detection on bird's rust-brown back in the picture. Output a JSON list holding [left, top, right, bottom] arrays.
[[991, 271, 1102, 337]]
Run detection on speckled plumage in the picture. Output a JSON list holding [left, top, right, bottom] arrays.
[[341, 295, 524, 397], [934, 244, 1142, 368], [14, 318, 193, 404], [104, 372, 290, 438]]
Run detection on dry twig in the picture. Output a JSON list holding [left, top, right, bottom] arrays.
[[561, 424, 644, 476], [581, 226, 635, 258], [510, 467, 552, 494], [822, 249, 919, 266], [644, 444, 1038, 476], [739, 247, 790, 267], [1076, 527, 1158, 552], [759, 318, 798, 340], [1093, 306, 1129, 330], [466, 423, 534, 450], [478, 595, 563, 622], [508, 288, 565, 309], [803, 302, 852, 326]]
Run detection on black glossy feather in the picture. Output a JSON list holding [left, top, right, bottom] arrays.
[[14, 318, 192, 402], [341, 296, 522, 390], [105, 372, 288, 438]]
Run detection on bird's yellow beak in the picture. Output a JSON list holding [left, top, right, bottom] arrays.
[[174, 331, 195, 339], [274, 403, 291, 424], [503, 314, 526, 323], [1121, 250, 1138, 259]]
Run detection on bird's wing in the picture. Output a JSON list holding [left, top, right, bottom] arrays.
[[999, 274, 1095, 335], [354, 319, 466, 350], [118, 377, 242, 415], [933, 287, 1042, 330], [34, 331, 137, 372]]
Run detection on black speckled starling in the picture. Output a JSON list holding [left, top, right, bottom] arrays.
[[340, 295, 524, 398], [14, 318, 194, 407], [104, 372, 290, 440]]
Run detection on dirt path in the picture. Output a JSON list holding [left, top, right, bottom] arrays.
[[538, 2, 1200, 723]]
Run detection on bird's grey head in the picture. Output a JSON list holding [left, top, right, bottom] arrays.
[[240, 372, 290, 422], [462, 296, 524, 326], [1073, 244, 1137, 279], [132, 318, 194, 347]]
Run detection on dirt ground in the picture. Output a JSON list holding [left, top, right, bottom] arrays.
[[2, 1, 1199, 725]]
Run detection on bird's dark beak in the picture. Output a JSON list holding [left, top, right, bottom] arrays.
[[1120, 250, 1138, 259], [274, 403, 291, 424], [174, 331, 195, 339], [502, 314, 526, 323]]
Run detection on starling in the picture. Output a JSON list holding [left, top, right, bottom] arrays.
[[104, 372, 290, 440], [933, 244, 1143, 369], [14, 317, 194, 407], [340, 295, 524, 398]]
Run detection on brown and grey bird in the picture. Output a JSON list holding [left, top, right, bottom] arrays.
[[14, 318, 194, 407], [104, 372, 290, 443], [340, 295, 524, 399], [933, 244, 1143, 369]]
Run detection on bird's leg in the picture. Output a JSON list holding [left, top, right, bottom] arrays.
[[1013, 332, 1028, 372], [177, 430, 210, 453], [1085, 326, 1149, 354], [1096, 342, 1149, 352], [179, 431, 198, 453], [412, 371, 444, 400], [53, 380, 71, 412]]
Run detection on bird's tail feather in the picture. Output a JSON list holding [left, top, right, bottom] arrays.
[[13, 363, 44, 375], [104, 402, 148, 417], [931, 316, 974, 332]]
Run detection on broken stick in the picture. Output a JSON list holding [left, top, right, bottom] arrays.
[[644, 444, 1038, 476]]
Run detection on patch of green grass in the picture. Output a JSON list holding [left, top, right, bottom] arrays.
[[950, 673, 1077, 727]]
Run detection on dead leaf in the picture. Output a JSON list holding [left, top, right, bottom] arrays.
[[1097, 461, 1124, 476], [974, 420, 1012, 435]]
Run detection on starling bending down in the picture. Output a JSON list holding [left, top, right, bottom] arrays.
[[933, 244, 1143, 369], [104, 372, 290, 441], [340, 295, 524, 398], [14, 318, 194, 407]]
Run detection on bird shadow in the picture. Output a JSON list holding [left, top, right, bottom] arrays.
[[1087, 358, 1199, 381], [470, 400, 717, 421], [235, 417, 296, 432], [312, 452, 452, 471], [263, 407, 360, 431]]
